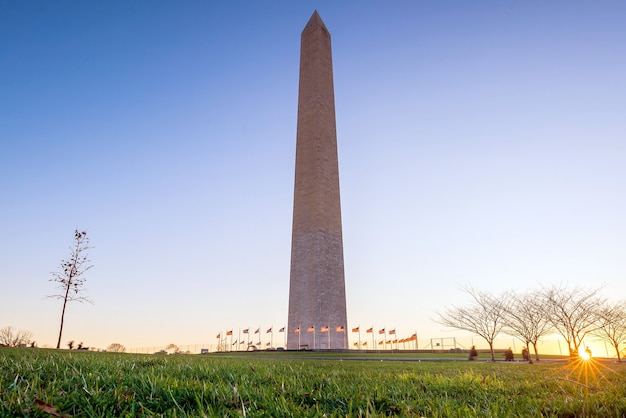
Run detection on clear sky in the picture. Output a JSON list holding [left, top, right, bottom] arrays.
[[2, 1, 625, 352]]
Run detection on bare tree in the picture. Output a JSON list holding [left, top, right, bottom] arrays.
[[164, 343, 180, 354], [0, 326, 33, 347], [593, 300, 626, 363], [106, 343, 126, 353], [542, 284, 604, 356], [48, 230, 94, 349], [435, 286, 507, 361], [501, 290, 553, 363]]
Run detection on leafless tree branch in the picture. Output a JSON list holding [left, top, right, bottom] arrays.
[[435, 285, 507, 361], [0, 326, 32, 347]]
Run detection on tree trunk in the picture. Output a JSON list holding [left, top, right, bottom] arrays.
[[56, 284, 71, 349]]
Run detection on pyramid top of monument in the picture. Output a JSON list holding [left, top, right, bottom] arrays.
[[303, 10, 329, 34]]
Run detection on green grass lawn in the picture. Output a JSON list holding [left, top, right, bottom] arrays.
[[1, 347, 625, 417]]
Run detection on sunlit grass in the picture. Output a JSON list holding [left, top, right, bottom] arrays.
[[1, 347, 626, 417], [565, 351, 614, 388]]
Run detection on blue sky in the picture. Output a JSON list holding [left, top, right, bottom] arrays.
[[1, 1, 625, 351]]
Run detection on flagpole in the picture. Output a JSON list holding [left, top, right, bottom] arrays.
[[327, 326, 330, 350], [313, 326, 316, 350], [298, 326, 301, 350], [371, 326, 375, 350], [358, 327, 361, 350]]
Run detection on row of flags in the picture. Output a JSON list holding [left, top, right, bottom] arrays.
[[294, 326, 345, 333], [351, 327, 418, 350], [352, 327, 397, 335], [216, 327, 416, 342], [353, 334, 418, 346], [216, 327, 285, 339], [225, 340, 274, 347]]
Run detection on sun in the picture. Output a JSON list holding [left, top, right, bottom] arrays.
[[578, 347, 592, 361]]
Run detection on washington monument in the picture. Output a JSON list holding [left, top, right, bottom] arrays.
[[287, 11, 348, 350]]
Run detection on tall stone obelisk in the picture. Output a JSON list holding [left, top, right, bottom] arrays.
[[287, 10, 348, 350]]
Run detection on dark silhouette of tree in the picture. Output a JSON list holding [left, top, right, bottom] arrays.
[[593, 300, 626, 363], [435, 286, 506, 361], [501, 290, 553, 363], [67, 340, 74, 350], [542, 284, 604, 356], [106, 343, 126, 353], [0, 326, 32, 347], [48, 230, 94, 349], [165, 343, 180, 354]]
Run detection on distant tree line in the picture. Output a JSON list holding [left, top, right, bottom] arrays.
[[0, 326, 33, 347], [436, 284, 626, 363]]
